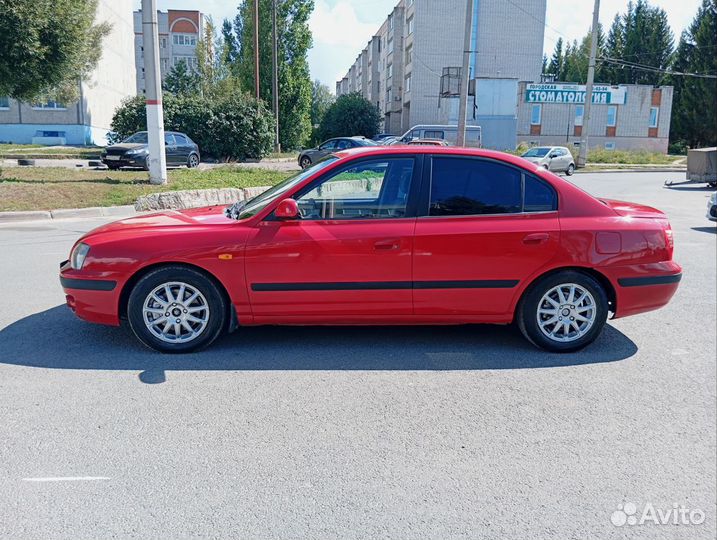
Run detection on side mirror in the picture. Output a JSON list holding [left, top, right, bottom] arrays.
[[549, 153, 558, 159], [275, 198, 299, 219]]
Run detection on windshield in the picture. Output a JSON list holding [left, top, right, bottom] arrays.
[[522, 147, 550, 158], [123, 132, 148, 144], [355, 138, 378, 146], [233, 157, 339, 220]]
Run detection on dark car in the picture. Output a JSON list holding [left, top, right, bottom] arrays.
[[101, 131, 200, 170], [298, 137, 376, 169], [372, 133, 393, 142]]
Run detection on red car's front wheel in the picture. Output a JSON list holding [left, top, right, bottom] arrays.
[[127, 266, 227, 353]]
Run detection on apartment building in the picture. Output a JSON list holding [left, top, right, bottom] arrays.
[[517, 82, 674, 152], [337, 0, 546, 142], [133, 9, 205, 94], [0, 0, 136, 145]]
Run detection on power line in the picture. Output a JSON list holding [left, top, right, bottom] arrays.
[[600, 56, 717, 79]]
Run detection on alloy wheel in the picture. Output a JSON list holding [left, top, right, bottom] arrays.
[[536, 283, 596, 343], [142, 281, 210, 344]]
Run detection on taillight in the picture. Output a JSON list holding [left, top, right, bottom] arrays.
[[664, 225, 674, 258]]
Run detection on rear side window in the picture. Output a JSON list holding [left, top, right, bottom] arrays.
[[524, 174, 557, 212], [174, 134, 188, 144], [429, 157, 521, 216]]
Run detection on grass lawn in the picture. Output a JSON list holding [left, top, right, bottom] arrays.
[[0, 144, 103, 159], [0, 166, 291, 212]]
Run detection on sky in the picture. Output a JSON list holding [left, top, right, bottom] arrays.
[[137, 0, 701, 90]]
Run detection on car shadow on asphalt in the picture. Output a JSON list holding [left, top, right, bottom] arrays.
[[0, 305, 639, 383], [691, 226, 716, 234]]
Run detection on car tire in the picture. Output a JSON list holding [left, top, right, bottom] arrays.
[[144, 155, 150, 171], [300, 156, 312, 169], [517, 270, 608, 353], [187, 153, 200, 168], [566, 163, 575, 176], [127, 266, 227, 353], [107, 164, 120, 171]]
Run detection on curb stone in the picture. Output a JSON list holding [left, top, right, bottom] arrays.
[[0, 205, 137, 223]]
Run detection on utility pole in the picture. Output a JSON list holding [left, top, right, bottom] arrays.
[[141, 0, 167, 184], [577, 0, 600, 168], [456, 0, 474, 147], [272, 0, 281, 153], [254, 0, 260, 99]]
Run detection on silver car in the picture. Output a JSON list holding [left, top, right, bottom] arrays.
[[521, 146, 575, 176]]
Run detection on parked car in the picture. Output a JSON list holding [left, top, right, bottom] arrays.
[[521, 146, 575, 175], [101, 131, 200, 170], [381, 137, 400, 146], [407, 139, 449, 146], [372, 133, 393, 142], [399, 124, 482, 147], [298, 137, 377, 168], [707, 192, 717, 222], [60, 146, 681, 354]]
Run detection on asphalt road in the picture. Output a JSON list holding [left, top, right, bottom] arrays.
[[0, 172, 714, 540]]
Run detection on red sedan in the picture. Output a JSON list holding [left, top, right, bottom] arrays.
[[60, 146, 681, 353]]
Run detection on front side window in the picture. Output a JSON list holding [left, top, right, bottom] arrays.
[[319, 140, 337, 151], [297, 158, 414, 220], [123, 132, 148, 143], [424, 130, 444, 139]]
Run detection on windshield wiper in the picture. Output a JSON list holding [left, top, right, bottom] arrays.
[[224, 200, 247, 220]]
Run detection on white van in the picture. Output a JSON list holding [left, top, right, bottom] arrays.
[[398, 125, 482, 147]]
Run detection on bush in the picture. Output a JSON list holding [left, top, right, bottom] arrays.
[[109, 93, 275, 161], [318, 92, 381, 141]]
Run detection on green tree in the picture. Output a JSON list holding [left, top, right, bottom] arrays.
[[670, 0, 717, 147], [231, 0, 314, 149], [604, 0, 674, 84], [319, 92, 381, 140], [0, 0, 111, 102], [310, 80, 334, 144], [163, 60, 200, 95], [546, 38, 564, 78]]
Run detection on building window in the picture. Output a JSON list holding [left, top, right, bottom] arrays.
[[387, 37, 393, 53], [405, 45, 412, 66], [530, 104, 541, 125], [387, 63, 393, 79], [407, 16, 414, 35], [574, 104, 584, 126], [607, 105, 617, 127], [32, 100, 66, 110], [161, 58, 169, 71], [388, 15, 393, 30], [172, 34, 197, 46], [649, 107, 659, 128], [405, 73, 411, 93], [0, 96, 9, 109], [173, 56, 198, 70], [161, 37, 167, 48]]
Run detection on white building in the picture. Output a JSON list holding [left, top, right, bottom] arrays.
[[133, 9, 205, 94], [0, 0, 136, 145]]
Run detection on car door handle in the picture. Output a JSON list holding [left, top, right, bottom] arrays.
[[523, 233, 550, 245], [374, 239, 401, 251]]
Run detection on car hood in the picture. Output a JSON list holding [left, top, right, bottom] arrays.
[[105, 143, 146, 152], [522, 156, 547, 163], [81, 206, 234, 241]]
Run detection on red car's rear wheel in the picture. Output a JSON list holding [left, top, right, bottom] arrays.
[[517, 271, 608, 352]]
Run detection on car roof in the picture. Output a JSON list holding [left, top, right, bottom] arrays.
[[332, 145, 537, 166]]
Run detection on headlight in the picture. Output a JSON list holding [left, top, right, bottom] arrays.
[[127, 148, 146, 155], [70, 243, 90, 270]]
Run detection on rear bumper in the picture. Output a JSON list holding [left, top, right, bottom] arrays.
[[604, 261, 682, 318], [59, 260, 121, 326]]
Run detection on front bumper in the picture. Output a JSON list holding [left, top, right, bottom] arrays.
[[59, 260, 122, 326], [707, 200, 717, 222], [101, 154, 146, 168]]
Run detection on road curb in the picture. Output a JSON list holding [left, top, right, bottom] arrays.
[[0, 205, 136, 223], [577, 167, 687, 174]]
